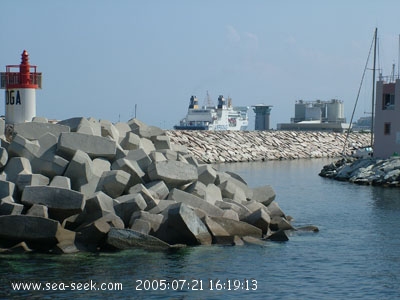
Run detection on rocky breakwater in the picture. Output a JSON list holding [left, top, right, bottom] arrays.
[[319, 156, 400, 187], [167, 130, 371, 163], [0, 117, 301, 254]]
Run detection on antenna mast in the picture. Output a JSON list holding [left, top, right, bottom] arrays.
[[370, 27, 377, 147]]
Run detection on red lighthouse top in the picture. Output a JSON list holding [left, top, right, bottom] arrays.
[[0, 50, 42, 89]]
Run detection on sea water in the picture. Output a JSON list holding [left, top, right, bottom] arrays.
[[1, 158, 400, 299]]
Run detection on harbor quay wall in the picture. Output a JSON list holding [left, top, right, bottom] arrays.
[[167, 130, 372, 163]]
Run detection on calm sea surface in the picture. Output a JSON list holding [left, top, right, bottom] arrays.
[[1, 158, 400, 299]]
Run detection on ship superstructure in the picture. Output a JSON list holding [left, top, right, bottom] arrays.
[[174, 95, 249, 131]]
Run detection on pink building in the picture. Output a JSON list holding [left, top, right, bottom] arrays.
[[373, 79, 400, 158]]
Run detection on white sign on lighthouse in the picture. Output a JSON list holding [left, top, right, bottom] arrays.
[[0, 50, 42, 124]]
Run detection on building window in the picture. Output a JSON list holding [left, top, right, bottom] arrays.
[[384, 122, 391, 135], [383, 93, 395, 110]]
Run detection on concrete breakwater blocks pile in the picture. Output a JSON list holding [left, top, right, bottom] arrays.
[[167, 130, 371, 163], [319, 156, 400, 187], [0, 117, 295, 254]]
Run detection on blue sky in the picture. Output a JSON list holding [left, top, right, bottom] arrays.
[[2, 0, 400, 129]]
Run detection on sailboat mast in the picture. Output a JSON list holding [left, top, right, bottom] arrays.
[[370, 27, 377, 147]]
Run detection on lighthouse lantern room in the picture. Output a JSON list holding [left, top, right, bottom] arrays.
[[0, 50, 42, 124]]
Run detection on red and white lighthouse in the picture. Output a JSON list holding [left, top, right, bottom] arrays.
[[0, 50, 42, 124]]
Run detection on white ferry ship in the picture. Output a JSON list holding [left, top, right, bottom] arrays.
[[174, 95, 249, 131]]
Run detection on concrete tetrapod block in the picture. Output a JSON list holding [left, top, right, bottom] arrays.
[[168, 188, 225, 217], [129, 119, 165, 139], [21, 186, 85, 222], [111, 158, 145, 189], [147, 160, 198, 189], [63, 150, 97, 196], [4, 157, 32, 183], [128, 183, 159, 210], [130, 219, 152, 234], [145, 180, 169, 200], [251, 185, 276, 206], [15, 174, 50, 196], [31, 133, 69, 178], [49, 176, 71, 189], [208, 216, 262, 239], [125, 148, 152, 172], [57, 132, 117, 160], [26, 204, 49, 218], [96, 170, 131, 199], [106, 227, 172, 251], [0, 199, 24, 216], [203, 215, 235, 245], [0, 215, 75, 250], [114, 122, 131, 144], [140, 138, 156, 154], [13, 122, 70, 140], [245, 208, 271, 235], [83, 191, 116, 224], [75, 213, 124, 251], [120, 132, 142, 150], [197, 165, 217, 185], [0, 147, 8, 168], [92, 158, 111, 177], [204, 184, 223, 205], [100, 120, 119, 144], [8, 134, 40, 161], [0, 180, 15, 199], [114, 193, 147, 227], [58, 117, 93, 133], [129, 211, 164, 234], [150, 135, 172, 150], [165, 202, 212, 246]]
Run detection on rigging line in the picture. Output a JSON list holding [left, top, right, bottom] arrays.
[[342, 30, 376, 155]]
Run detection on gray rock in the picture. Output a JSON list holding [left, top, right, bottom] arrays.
[[168, 188, 224, 217], [57, 132, 117, 160], [13, 122, 70, 140], [106, 227, 171, 250], [269, 216, 294, 231], [96, 170, 130, 198], [21, 186, 85, 222], [251, 185, 276, 206], [147, 160, 198, 189]]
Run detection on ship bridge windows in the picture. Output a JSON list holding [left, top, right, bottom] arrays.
[[382, 93, 395, 110]]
